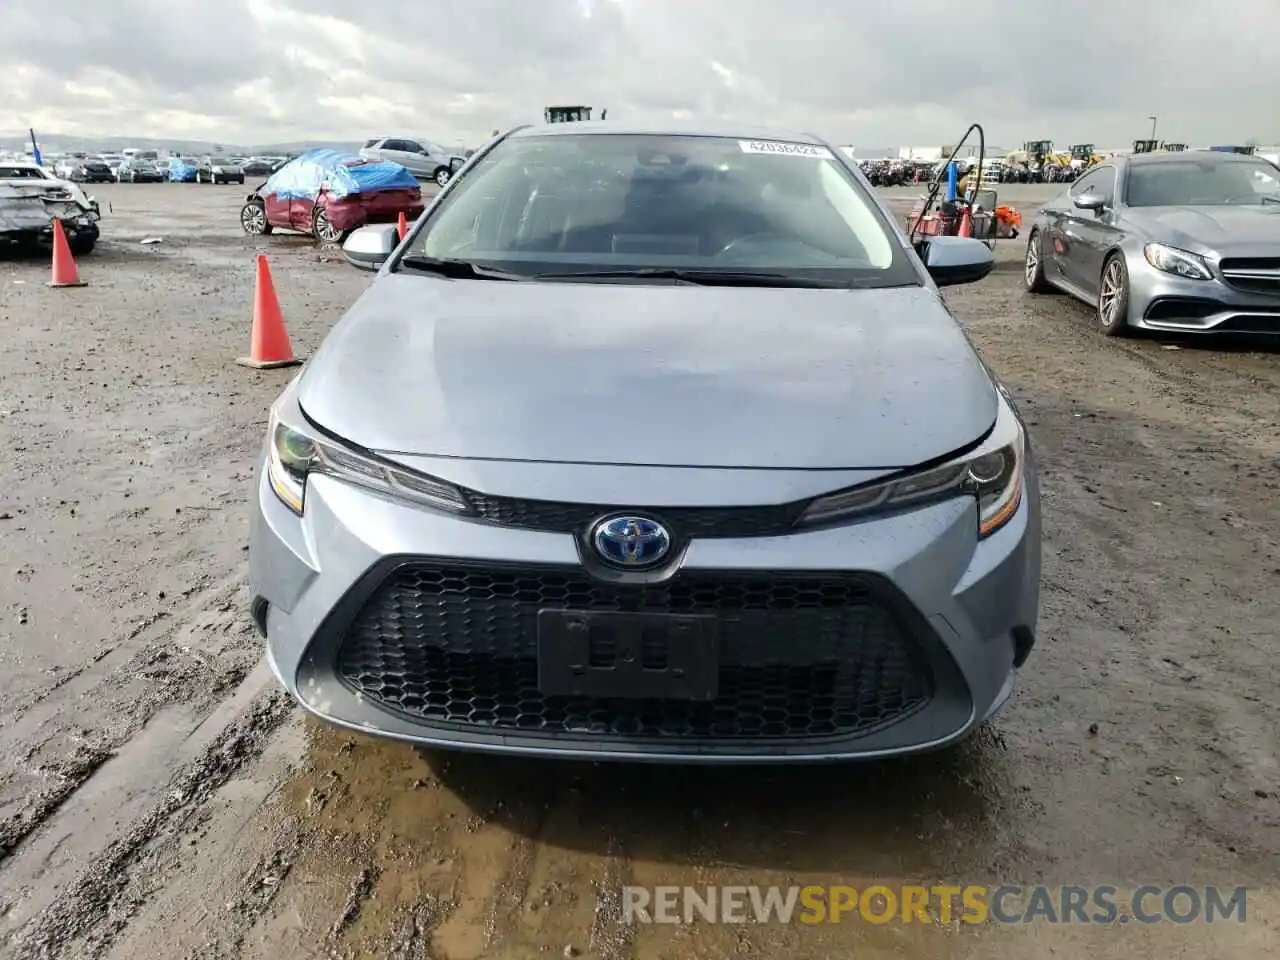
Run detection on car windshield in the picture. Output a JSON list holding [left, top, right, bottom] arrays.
[[410, 132, 911, 286], [1125, 158, 1280, 207], [209, 157, 231, 165], [0, 166, 48, 179]]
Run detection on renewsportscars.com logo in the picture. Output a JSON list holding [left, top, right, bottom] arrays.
[[621, 885, 1249, 925]]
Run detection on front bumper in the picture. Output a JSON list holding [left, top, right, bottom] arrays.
[[250, 434, 1041, 764], [0, 207, 99, 247], [1131, 262, 1280, 334]]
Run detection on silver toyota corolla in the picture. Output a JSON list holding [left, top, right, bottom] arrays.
[[1024, 150, 1280, 335], [249, 123, 1042, 763]]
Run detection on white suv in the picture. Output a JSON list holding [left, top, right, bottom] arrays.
[[358, 137, 464, 186]]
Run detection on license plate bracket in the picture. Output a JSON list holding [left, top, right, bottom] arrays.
[[537, 610, 719, 701]]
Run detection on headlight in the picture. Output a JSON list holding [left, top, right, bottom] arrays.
[[799, 397, 1026, 538], [1144, 243, 1212, 281], [266, 405, 473, 517]]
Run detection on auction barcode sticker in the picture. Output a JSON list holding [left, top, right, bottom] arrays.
[[738, 140, 833, 159]]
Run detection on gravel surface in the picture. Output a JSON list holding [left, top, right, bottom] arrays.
[[0, 181, 1276, 959]]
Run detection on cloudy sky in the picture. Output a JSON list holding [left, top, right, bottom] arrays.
[[3, 0, 1276, 149]]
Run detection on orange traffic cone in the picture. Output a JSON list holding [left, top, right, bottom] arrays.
[[396, 211, 408, 241], [48, 219, 87, 288], [236, 255, 303, 369], [958, 207, 972, 238]]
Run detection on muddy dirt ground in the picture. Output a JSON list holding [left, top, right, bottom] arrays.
[[0, 181, 1277, 960]]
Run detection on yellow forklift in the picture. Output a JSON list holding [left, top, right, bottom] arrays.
[[1024, 139, 1053, 165], [1070, 143, 1100, 164]]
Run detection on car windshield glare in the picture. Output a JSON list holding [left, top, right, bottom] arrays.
[[1126, 159, 1280, 207], [412, 133, 908, 283], [0, 166, 46, 179]]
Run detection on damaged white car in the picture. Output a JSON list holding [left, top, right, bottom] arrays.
[[0, 162, 102, 255]]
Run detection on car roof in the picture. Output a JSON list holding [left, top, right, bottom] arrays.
[[507, 121, 828, 145], [1124, 150, 1261, 166]]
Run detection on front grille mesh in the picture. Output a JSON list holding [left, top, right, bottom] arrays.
[[335, 564, 934, 742], [461, 490, 805, 538], [1219, 258, 1280, 296]]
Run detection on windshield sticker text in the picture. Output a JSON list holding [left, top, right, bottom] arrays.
[[738, 141, 833, 159]]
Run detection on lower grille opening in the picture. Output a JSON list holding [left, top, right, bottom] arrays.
[[334, 564, 936, 743], [1143, 297, 1223, 323]]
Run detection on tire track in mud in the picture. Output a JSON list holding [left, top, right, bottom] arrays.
[[1003, 291, 1279, 462], [418, 754, 579, 959], [0, 574, 256, 868], [5, 689, 294, 960]]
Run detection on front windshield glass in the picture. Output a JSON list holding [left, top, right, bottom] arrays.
[[1126, 158, 1280, 207], [209, 157, 231, 165], [412, 133, 910, 284], [0, 166, 48, 179]]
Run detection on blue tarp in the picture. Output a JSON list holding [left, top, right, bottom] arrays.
[[169, 158, 197, 182], [262, 149, 418, 200]]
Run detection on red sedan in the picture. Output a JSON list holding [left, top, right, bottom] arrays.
[[240, 149, 425, 244]]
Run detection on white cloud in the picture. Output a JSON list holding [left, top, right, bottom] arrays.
[[1, 0, 1277, 148]]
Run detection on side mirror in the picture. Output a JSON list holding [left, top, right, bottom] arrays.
[[920, 236, 995, 287], [1073, 193, 1106, 212], [342, 223, 399, 271]]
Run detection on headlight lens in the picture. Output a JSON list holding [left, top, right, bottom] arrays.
[[1144, 243, 1212, 281], [799, 399, 1026, 538], [266, 407, 472, 517]]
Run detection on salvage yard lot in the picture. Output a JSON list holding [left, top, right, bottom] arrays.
[[0, 182, 1278, 959]]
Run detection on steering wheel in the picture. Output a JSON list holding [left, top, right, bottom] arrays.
[[715, 232, 790, 257]]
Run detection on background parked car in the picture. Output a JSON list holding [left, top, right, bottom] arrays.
[[98, 154, 125, 178], [60, 158, 115, 183], [359, 137, 465, 186], [241, 157, 277, 176], [197, 157, 245, 184], [117, 157, 165, 183], [240, 148, 423, 243]]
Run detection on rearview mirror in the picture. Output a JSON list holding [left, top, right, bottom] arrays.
[[1073, 193, 1106, 212], [342, 223, 399, 271], [920, 236, 995, 287]]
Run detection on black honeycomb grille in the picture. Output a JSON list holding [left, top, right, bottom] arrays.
[[461, 491, 805, 538], [334, 564, 934, 742]]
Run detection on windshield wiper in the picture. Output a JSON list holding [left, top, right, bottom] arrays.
[[397, 255, 529, 281], [529, 267, 852, 288]]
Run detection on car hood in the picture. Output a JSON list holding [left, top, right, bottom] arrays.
[[296, 274, 998, 470], [1131, 204, 1280, 252]]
